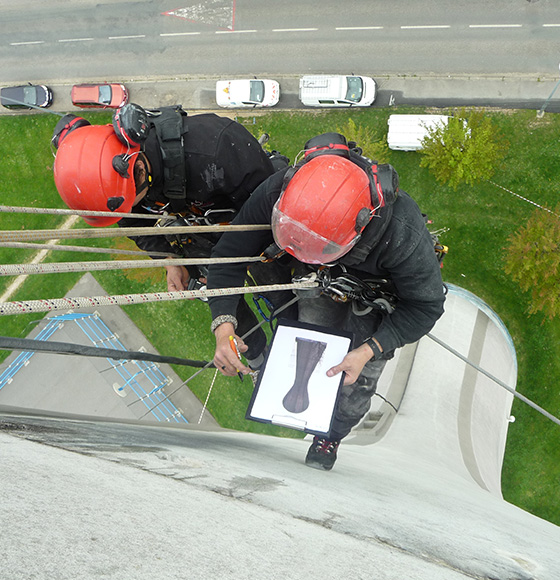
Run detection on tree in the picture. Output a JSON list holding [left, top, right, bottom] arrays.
[[504, 206, 560, 319], [419, 109, 509, 189], [337, 118, 390, 163]]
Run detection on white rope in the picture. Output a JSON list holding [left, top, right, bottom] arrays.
[[0, 256, 265, 276], [0, 204, 163, 220], [198, 368, 219, 424], [0, 223, 271, 243], [0, 280, 318, 316], [489, 181, 560, 217], [0, 241, 173, 258]]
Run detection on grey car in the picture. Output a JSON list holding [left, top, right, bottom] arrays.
[[0, 84, 53, 109]]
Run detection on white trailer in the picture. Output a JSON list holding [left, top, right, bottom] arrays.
[[387, 114, 450, 151]]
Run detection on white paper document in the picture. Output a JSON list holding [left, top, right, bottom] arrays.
[[247, 321, 352, 434]]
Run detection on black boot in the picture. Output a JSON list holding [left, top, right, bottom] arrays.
[[305, 436, 340, 471]]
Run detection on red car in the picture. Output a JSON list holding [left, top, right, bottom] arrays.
[[71, 83, 129, 109]]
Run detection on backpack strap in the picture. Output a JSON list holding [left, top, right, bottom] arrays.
[[148, 106, 188, 212]]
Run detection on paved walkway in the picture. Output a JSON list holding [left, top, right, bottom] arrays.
[[0, 273, 218, 428]]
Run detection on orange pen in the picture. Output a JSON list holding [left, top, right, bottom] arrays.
[[229, 335, 244, 382]]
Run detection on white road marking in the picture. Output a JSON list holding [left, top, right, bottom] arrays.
[[108, 35, 146, 40], [215, 29, 257, 34], [272, 28, 318, 32], [336, 26, 383, 30], [58, 38, 94, 43], [160, 32, 201, 36], [7, 21, 543, 48], [401, 25, 450, 29], [469, 24, 522, 28], [10, 41, 44, 45]]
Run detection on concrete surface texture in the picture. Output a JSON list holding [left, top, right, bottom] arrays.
[[1, 284, 559, 579]]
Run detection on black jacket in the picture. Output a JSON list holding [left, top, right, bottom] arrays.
[[207, 169, 446, 355], [118, 113, 275, 257]]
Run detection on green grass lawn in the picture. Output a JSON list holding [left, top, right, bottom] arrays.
[[1, 108, 559, 526]]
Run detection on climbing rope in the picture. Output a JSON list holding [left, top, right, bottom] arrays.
[[0, 223, 271, 243], [0, 241, 174, 258], [0, 280, 318, 316], [198, 368, 220, 424], [427, 332, 560, 427], [0, 204, 165, 220], [139, 295, 301, 421], [489, 181, 560, 217], [0, 335, 211, 369], [0, 255, 265, 276]]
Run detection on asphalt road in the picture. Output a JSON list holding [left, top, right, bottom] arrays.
[[2, 0, 560, 113], [1, 0, 560, 81]]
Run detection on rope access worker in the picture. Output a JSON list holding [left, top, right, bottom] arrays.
[[206, 133, 446, 471], [52, 104, 287, 369]]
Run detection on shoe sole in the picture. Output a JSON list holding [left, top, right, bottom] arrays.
[[305, 459, 335, 471]]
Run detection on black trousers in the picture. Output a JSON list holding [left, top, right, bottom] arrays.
[[297, 291, 387, 440]]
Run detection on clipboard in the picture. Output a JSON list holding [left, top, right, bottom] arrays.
[[246, 318, 354, 436]]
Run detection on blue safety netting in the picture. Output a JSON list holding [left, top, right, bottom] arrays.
[[0, 312, 187, 424]]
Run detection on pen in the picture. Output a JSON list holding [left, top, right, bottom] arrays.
[[229, 335, 244, 382]]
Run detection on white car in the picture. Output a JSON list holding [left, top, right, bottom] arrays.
[[299, 75, 377, 107], [216, 79, 280, 108]]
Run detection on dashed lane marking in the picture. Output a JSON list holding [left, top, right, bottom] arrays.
[[107, 35, 146, 40], [401, 25, 451, 29], [10, 40, 45, 45], [215, 29, 257, 34], [272, 28, 318, 32], [160, 32, 201, 36], [335, 26, 383, 30], [9, 23, 560, 47], [469, 24, 523, 28]]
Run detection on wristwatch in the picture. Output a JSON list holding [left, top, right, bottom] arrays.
[[364, 336, 383, 360]]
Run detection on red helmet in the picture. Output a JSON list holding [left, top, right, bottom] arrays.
[[53, 124, 140, 227], [272, 155, 375, 264]]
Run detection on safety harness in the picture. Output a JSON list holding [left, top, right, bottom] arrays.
[[146, 106, 189, 213]]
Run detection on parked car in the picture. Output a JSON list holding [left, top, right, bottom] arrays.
[[71, 83, 129, 109], [0, 84, 53, 109], [216, 79, 280, 108], [299, 75, 376, 107]]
